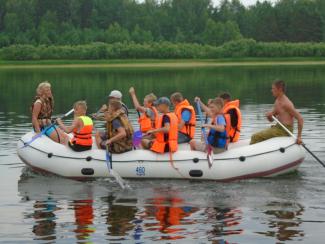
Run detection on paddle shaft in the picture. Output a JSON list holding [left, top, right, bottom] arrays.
[[196, 101, 209, 144], [46, 108, 74, 132], [22, 108, 74, 148], [196, 101, 213, 168], [272, 115, 325, 168]]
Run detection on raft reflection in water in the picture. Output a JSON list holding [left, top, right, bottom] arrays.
[[18, 172, 305, 242]]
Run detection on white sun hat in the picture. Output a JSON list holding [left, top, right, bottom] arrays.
[[108, 90, 122, 99]]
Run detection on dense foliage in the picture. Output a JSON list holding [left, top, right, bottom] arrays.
[[2, 40, 325, 60], [1, 0, 325, 46], [0, 0, 325, 59]]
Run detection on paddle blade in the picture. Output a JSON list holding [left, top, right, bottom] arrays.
[[111, 170, 126, 189], [132, 130, 143, 147], [207, 146, 213, 168]]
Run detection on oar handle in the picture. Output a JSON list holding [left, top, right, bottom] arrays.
[[22, 108, 74, 148], [52, 108, 74, 124], [272, 116, 296, 139], [63, 109, 74, 118]]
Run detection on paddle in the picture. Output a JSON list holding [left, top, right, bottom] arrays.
[[196, 101, 213, 168], [132, 130, 143, 148], [22, 108, 74, 148], [105, 145, 126, 189], [272, 115, 325, 168]]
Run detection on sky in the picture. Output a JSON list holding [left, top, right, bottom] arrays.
[[213, 0, 277, 6]]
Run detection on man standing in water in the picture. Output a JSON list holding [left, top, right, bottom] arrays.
[[250, 80, 304, 145]]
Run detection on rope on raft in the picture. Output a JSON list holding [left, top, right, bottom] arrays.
[[19, 139, 297, 163]]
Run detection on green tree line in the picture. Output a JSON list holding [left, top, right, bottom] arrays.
[[0, 0, 325, 47], [2, 39, 325, 60]]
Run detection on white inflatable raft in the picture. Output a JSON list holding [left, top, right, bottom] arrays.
[[17, 131, 305, 181]]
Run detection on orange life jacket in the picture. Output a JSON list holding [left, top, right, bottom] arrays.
[[71, 116, 93, 146], [223, 99, 242, 143], [138, 106, 159, 133], [174, 99, 196, 139], [151, 113, 178, 153]]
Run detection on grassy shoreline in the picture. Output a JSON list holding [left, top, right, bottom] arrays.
[[1, 58, 325, 69]]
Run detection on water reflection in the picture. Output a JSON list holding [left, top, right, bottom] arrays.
[[73, 199, 95, 242], [207, 207, 243, 237], [103, 195, 137, 238], [256, 201, 305, 242], [31, 199, 57, 241], [144, 188, 199, 241], [17, 170, 312, 243]]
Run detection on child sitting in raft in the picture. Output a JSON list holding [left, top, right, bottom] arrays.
[[95, 99, 134, 153], [142, 97, 178, 153], [57, 101, 93, 152], [190, 97, 228, 154], [129, 87, 159, 135]]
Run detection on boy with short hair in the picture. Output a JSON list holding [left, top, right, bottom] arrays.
[[170, 92, 196, 144], [57, 101, 93, 152], [142, 97, 178, 153]]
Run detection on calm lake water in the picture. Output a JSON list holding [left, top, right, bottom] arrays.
[[0, 64, 325, 243]]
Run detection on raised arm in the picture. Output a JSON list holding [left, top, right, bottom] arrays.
[[194, 97, 212, 117], [129, 87, 146, 113]]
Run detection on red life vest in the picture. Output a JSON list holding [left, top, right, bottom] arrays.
[[174, 99, 196, 139], [151, 113, 178, 153], [71, 116, 93, 146], [223, 100, 242, 143], [138, 106, 159, 133]]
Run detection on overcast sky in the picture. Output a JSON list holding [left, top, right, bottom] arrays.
[[213, 0, 277, 6]]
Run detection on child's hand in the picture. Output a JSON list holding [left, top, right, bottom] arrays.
[[129, 87, 135, 94], [100, 104, 107, 112], [202, 123, 210, 128], [194, 97, 201, 102], [56, 118, 62, 125], [145, 129, 155, 135]]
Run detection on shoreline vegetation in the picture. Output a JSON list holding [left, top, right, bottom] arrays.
[[1, 40, 325, 68], [1, 58, 325, 69]]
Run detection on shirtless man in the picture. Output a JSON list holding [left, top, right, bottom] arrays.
[[250, 80, 303, 145]]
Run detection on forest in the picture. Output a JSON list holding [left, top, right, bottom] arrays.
[[0, 0, 325, 60]]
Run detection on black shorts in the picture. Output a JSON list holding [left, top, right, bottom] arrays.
[[68, 141, 92, 152]]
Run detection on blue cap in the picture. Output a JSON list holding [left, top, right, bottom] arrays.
[[154, 97, 171, 106]]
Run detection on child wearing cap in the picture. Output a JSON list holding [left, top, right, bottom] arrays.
[[142, 97, 178, 153]]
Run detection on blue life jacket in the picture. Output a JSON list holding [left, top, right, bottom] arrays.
[[207, 115, 228, 148]]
